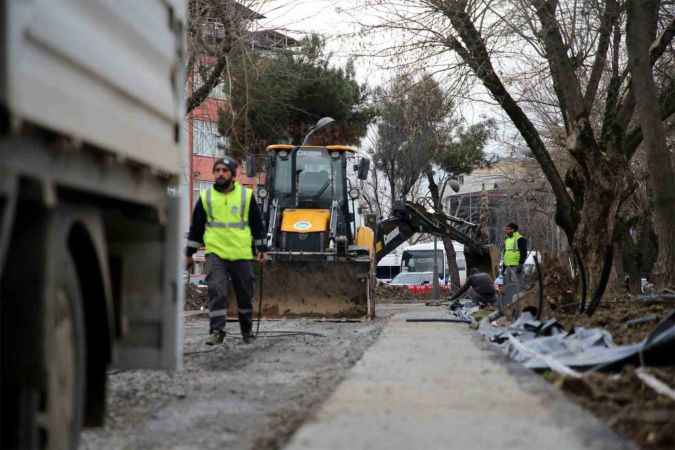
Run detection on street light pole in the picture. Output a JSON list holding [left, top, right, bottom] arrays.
[[432, 237, 439, 300], [302, 117, 335, 146]]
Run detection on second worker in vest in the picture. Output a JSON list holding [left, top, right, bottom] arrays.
[[502, 222, 527, 292], [185, 157, 267, 345]]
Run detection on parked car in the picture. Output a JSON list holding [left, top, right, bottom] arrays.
[[389, 272, 450, 296]]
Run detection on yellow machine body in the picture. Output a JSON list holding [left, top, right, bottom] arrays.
[[280, 209, 330, 233]]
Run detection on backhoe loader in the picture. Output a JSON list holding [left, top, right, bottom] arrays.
[[253, 143, 377, 318], [239, 117, 496, 319], [245, 140, 498, 319]]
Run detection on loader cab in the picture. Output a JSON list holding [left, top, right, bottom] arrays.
[[268, 145, 347, 209], [263, 144, 359, 255]]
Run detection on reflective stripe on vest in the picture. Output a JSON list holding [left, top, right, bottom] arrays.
[[503, 232, 523, 267], [200, 183, 253, 260]]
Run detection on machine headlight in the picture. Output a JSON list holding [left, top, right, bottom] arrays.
[[349, 188, 360, 200], [257, 187, 268, 199]]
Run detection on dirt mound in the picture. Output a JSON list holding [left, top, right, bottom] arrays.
[[375, 283, 410, 301], [552, 367, 675, 449], [185, 284, 208, 311], [374, 283, 447, 303], [515, 254, 575, 315], [554, 294, 672, 345]]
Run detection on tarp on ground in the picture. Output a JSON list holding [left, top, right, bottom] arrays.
[[477, 310, 675, 372]]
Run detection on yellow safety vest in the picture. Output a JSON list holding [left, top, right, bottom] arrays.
[[200, 183, 253, 261], [503, 231, 523, 267]]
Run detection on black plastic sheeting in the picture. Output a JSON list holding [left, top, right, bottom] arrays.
[[478, 309, 675, 373]]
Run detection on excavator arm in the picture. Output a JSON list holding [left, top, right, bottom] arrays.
[[374, 201, 499, 276]]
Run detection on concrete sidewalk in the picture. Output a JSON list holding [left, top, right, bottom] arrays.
[[284, 305, 634, 450]]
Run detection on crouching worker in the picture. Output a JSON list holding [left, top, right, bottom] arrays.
[[448, 268, 496, 306], [185, 157, 267, 345]]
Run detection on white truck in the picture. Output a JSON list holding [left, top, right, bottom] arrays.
[[0, 1, 186, 448]]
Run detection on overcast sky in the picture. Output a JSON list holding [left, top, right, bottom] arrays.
[[258, 1, 393, 85], [256, 1, 520, 157]]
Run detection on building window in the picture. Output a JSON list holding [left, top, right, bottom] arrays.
[[193, 180, 214, 205], [192, 119, 227, 156]]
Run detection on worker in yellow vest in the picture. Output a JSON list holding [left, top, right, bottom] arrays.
[[185, 157, 267, 345], [502, 222, 527, 292]]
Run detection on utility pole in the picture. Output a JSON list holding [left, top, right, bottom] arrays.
[[432, 237, 439, 300]]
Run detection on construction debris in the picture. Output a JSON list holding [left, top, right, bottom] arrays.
[[479, 310, 675, 373], [555, 294, 672, 345], [635, 368, 675, 402], [185, 283, 208, 311], [551, 367, 675, 450], [473, 299, 675, 449]]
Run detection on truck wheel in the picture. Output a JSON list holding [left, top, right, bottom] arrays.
[[38, 250, 86, 450], [1, 225, 86, 450]]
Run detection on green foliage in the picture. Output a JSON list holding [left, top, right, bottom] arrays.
[[373, 72, 493, 205], [220, 35, 375, 155], [435, 121, 495, 175]]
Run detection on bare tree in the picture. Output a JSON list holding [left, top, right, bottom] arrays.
[[187, 0, 297, 114], [372, 73, 439, 210], [359, 0, 675, 303]]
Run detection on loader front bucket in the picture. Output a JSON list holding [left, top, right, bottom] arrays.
[[238, 259, 373, 319]]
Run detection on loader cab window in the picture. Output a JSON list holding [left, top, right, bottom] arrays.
[[273, 150, 292, 197], [330, 152, 345, 202], [294, 148, 339, 207]]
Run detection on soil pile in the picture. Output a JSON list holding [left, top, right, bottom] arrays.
[[554, 294, 672, 344], [551, 367, 675, 449], [502, 256, 675, 449], [536, 288, 675, 449], [514, 254, 576, 318], [375, 284, 411, 302], [375, 283, 449, 303]]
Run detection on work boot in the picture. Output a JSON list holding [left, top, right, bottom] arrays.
[[205, 330, 226, 345], [242, 332, 256, 344]]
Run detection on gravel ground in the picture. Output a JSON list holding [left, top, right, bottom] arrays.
[[80, 314, 386, 450]]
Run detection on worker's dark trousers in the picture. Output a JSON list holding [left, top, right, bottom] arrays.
[[206, 254, 254, 336]]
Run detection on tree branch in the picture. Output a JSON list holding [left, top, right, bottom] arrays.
[[186, 55, 229, 114], [616, 15, 675, 130], [584, 0, 619, 109], [623, 79, 675, 157], [601, 21, 623, 143], [437, 1, 577, 236], [533, 0, 586, 121], [650, 15, 675, 65], [533, 0, 602, 172]]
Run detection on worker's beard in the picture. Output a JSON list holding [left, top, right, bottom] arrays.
[[214, 177, 232, 192]]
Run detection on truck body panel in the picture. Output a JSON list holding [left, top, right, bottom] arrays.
[[0, 0, 186, 371], [1, 0, 185, 174]]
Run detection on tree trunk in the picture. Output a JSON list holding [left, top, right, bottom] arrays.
[[627, 0, 675, 287], [441, 237, 461, 290], [611, 239, 625, 291], [389, 177, 397, 212], [572, 172, 626, 292], [425, 169, 461, 288]]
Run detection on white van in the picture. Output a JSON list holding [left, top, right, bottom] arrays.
[[376, 252, 402, 283], [400, 241, 467, 287]]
